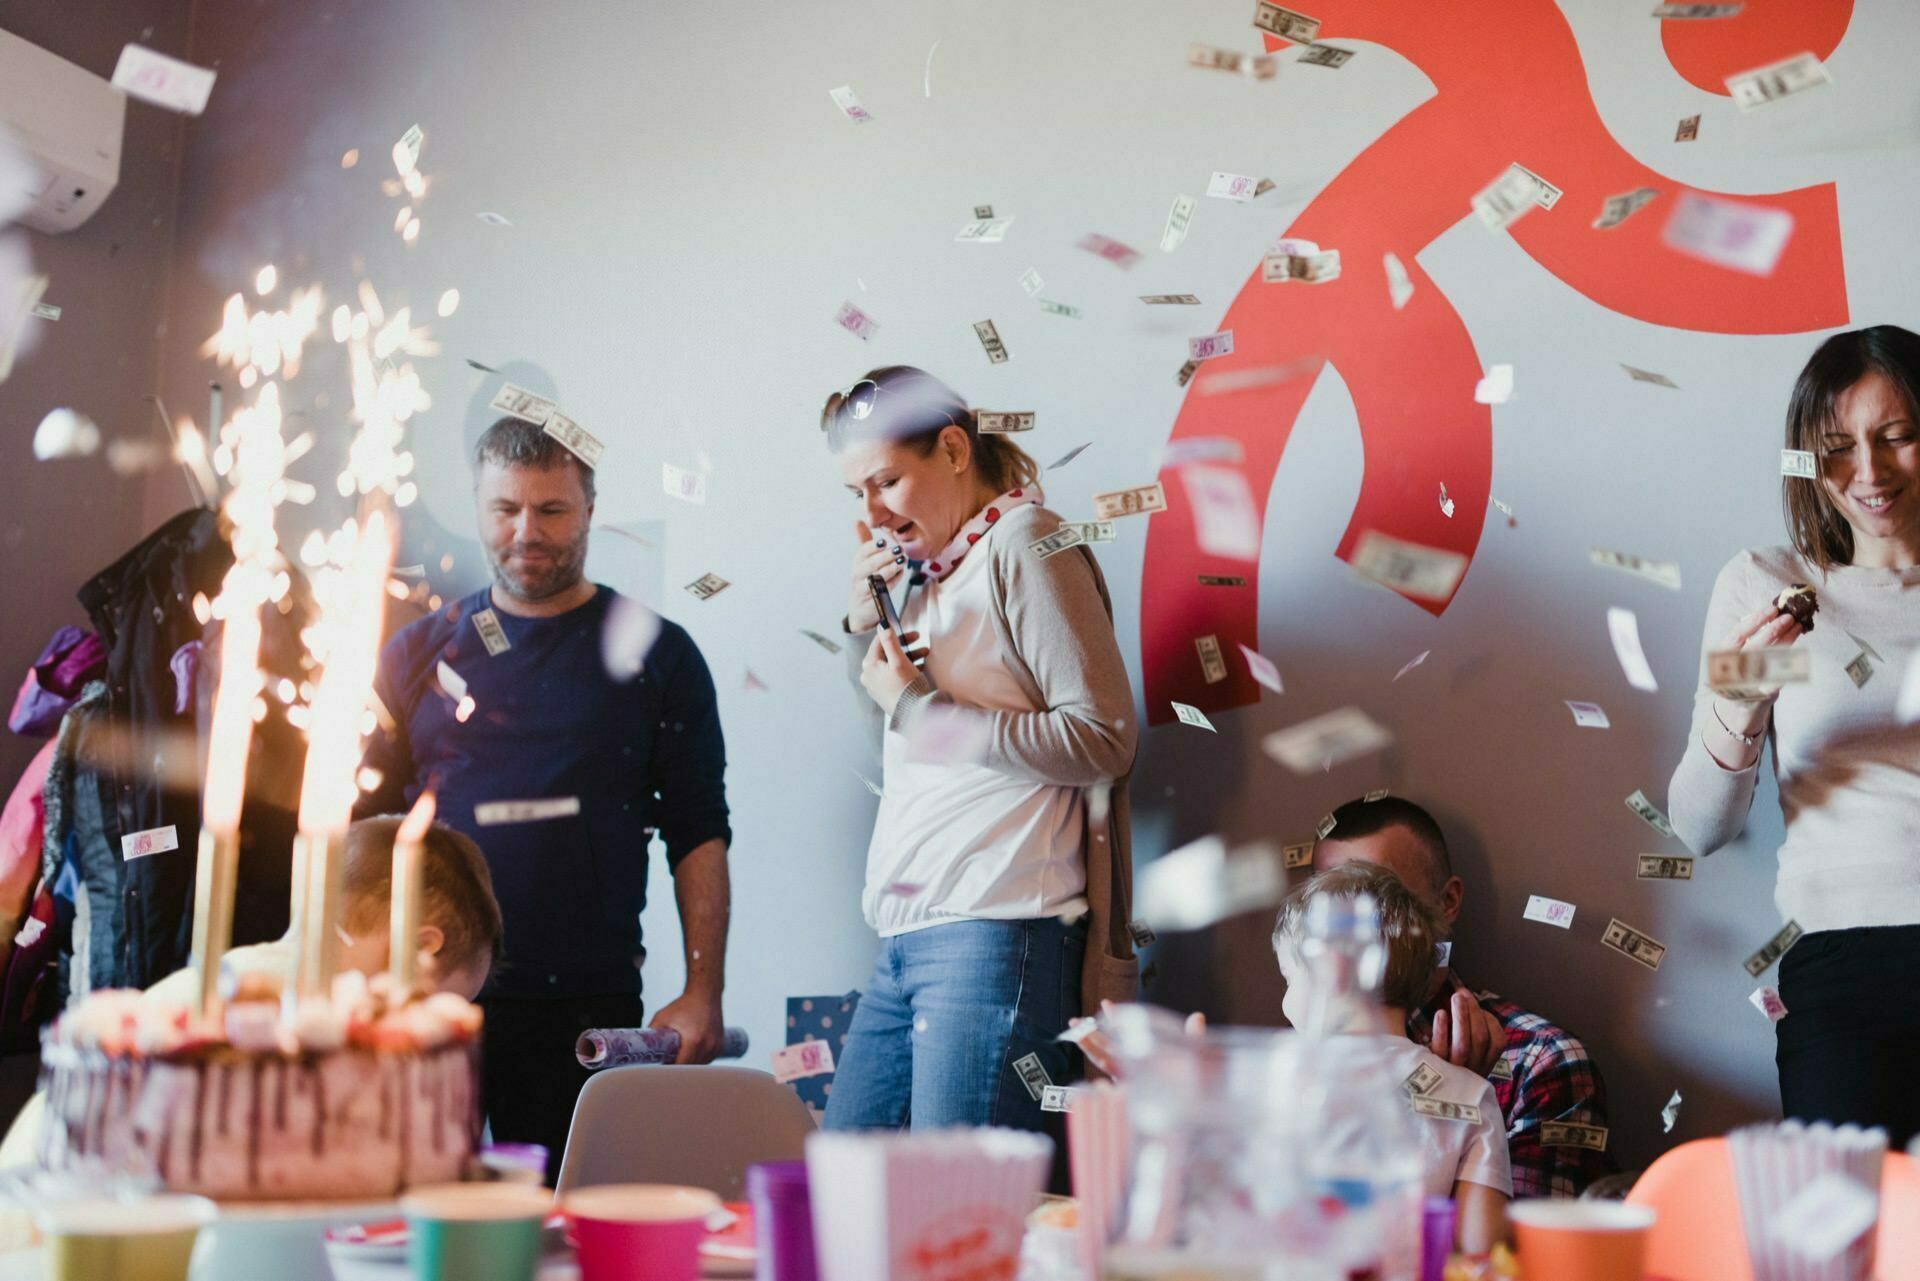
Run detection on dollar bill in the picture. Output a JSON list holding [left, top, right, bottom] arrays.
[[471, 608, 512, 656], [112, 43, 219, 116], [1175, 359, 1199, 387], [1593, 187, 1660, 230], [1589, 548, 1682, 590], [1472, 165, 1543, 230], [1488, 1057, 1513, 1081], [827, 84, 873, 123], [1726, 51, 1830, 111], [1315, 813, 1337, 839], [977, 412, 1035, 433], [1404, 1063, 1444, 1096], [1511, 163, 1562, 209], [834, 300, 880, 341], [800, 629, 843, 655], [771, 1039, 836, 1083], [1029, 526, 1087, 560], [474, 796, 583, 826], [974, 204, 994, 218], [1384, 252, 1414, 310], [490, 382, 557, 426], [1845, 651, 1873, 688], [1661, 191, 1794, 276], [1093, 483, 1168, 520], [1566, 701, 1611, 729], [1626, 789, 1679, 839], [1621, 364, 1679, 388], [1241, 643, 1283, 693], [955, 217, 1015, 243], [1743, 920, 1802, 977], [1049, 442, 1092, 469], [1128, 920, 1158, 948], [1654, 3, 1744, 16], [1254, 178, 1276, 198], [1141, 294, 1202, 305], [1781, 449, 1817, 479], [1749, 985, 1787, 1021], [973, 319, 1009, 364], [1189, 331, 1235, 361], [685, 573, 731, 601], [1352, 530, 1469, 601], [1601, 918, 1666, 971], [1188, 45, 1278, 78], [1252, 2, 1322, 43], [1064, 520, 1118, 543], [1040, 1084, 1071, 1112], [1707, 647, 1810, 695], [1020, 267, 1044, 297], [1038, 300, 1082, 318], [1078, 233, 1143, 268], [542, 411, 604, 469], [1299, 44, 1352, 69], [1200, 574, 1248, 587], [1161, 195, 1196, 253], [1195, 634, 1228, 684], [1012, 1051, 1053, 1100], [1262, 249, 1341, 283], [1540, 1121, 1610, 1151], [1523, 895, 1577, 929], [1410, 1096, 1482, 1124], [1283, 842, 1315, 868], [1172, 701, 1217, 731], [1263, 707, 1394, 774], [1637, 855, 1695, 880], [29, 302, 60, 322], [662, 462, 706, 503], [1676, 114, 1701, 142], [1609, 607, 1659, 692], [1364, 789, 1388, 802], [1208, 171, 1260, 203]]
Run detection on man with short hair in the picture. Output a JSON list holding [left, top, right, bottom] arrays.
[[358, 415, 733, 1181], [1314, 795, 1616, 1198]]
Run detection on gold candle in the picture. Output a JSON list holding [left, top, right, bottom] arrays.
[[389, 791, 437, 997]]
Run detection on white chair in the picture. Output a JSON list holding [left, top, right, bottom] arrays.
[[553, 1066, 818, 1199]]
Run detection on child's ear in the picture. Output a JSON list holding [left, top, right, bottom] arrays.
[[416, 924, 446, 958]]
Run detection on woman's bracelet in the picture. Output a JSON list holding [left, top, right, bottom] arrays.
[[1712, 699, 1763, 747]]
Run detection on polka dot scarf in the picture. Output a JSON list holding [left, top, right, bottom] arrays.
[[921, 487, 1042, 583]]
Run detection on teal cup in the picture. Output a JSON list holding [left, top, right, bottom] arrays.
[[401, 1183, 552, 1281]]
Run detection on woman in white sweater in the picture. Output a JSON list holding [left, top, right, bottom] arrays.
[[1668, 325, 1920, 1147], [817, 365, 1139, 1137]]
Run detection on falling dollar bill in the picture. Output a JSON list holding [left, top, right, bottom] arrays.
[[1626, 789, 1679, 839], [1781, 449, 1817, 479], [1622, 364, 1679, 388], [1472, 165, 1543, 230], [663, 462, 707, 504], [1404, 1063, 1444, 1097], [1566, 701, 1611, 729], [1283, 842, 1315, 868], [1662, 192, 1794, 276], [1049, 442, 1092, 469], [827, 84, 874, 123], [1208, 171, 1260, 203], [543, 411, 605, 469], [1039, 1084, 1071, 1113], [1093, 483, 1167, 520], [1020, 267, 1045, 297], [1195, 634, 1228, 684], [834, 301, 880, 341], [1038, 300, 1082, 318], [1012, 1052, 1053, 1100], [1188, 45, 1278, 78], [977, 412, 1035, 433], [1707, 647, 1811, 696], [1676, 114, 1701, 142], [1064, 520, 1118, 543], [1654, 3, 1744, 16], [1742, 920, 1803, 977], [1172, 702, 1217, 731], [1540, 1121, 1610, 1151], [973, 319, 1009, 364], [1410, 1096, 1482, 1124], [1590, 548, 1682, 591], [1138, 835, 1285, 931], [974, 204, 994, 218], [1141, 295, 1202, 305], [1593, 187, 1660, 230], [1262, 250, 1341, 283], [800, 629, 843, 655], [771, 1040, 837, 1083], [1201, 574, 1248, 587], [955, 217, 1016, 243], [1637, 855, 1695, 880], [685, 573, 731, 601], [1181, 464, 1261, 561], [1298, 44, 1353, 68], [1316, 813, 1337, 839], [1725, 51, 1830, 111], [1189, 332, 1236, 361], [471, 608, 512, 656], [1609, 607, 1659, 692], [1600, 918, 1666, 971], [1252, 2, 1322, 42], [1845, 651, 1873, 688], [29, 302, 60, 322], [112, 43, 219, 115], [1161, 196, 1196, 253], [1262, 706, 1394, 774], [1352, 530, 1469, 601], [1511, 163, 1562, 209], [1175, 359, 1199, 386], [1029, 526, 1088, 560], [490, 382, 557, 426], [1524, 895, 1577, 929], [1384, 252, 1414, 310], [474, 796, 583, 826], [1078, 233, 1143, 268], [1749, 986, 1788, 1021], [1128, 920, 1158, 948], [1241, 643, 1283, 693]]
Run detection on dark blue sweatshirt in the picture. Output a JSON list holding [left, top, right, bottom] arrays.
[[357, 585, 731, 998]]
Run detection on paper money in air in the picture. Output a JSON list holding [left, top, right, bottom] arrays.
[[1541, 1121, 1609, 1151], [1172, 702, 1217, 732], [1299, 45, 1353, 69], [1625, 789, 1680, 840], [1404, 1063, 1444, 1097], [971, 319, 1009, 364], [1394, 650, 1430, 682], [1039, 1085, 1071, 1113], [1770, 1172, 1880, 1264], [542, 411, 604, 469], [1064, 520, 1117, 543], [1565, 701, 1611, 729], [1180, 465, 1261, 561], [1749, 986, 1787, 1021], [1208, 172, 1260, 203], [1383, 253, 1414, 310], [112, 44, 217, 115], [1048, 442, 1092, 470], [1661, 1089, 1683, 1134], [1138, 835, 1285, 932], [1161, 196, 1196, 253], [800, 630, 843, 655], [1654, 3, 1743, 16], [1195, 634, 1228, 685], [685, 573, 731, 601], [1725, 51, 1830, 111], [1262, 706, 1393, 774], [1471, 165, 1544, 231], [1252, 2, 1322, 43], [1845, 651, 1873, 688], [1189, 331, 1235, 362], [1675, 114, 1701, 142], [1078, 233, 1143, 268], [1240, 643, 1283, 694], [662, 462, 707, 504], [1636, 855, 1695, 880], [1038, 300, 1082, 318], [955, 217, 1015, 243], [491, 382, 557, 426], [1707, 647, 1810, 697], [1608, 607, 1659, 693], [1283, 842, 1315, 868], [1020, 267, 1044, 297], [1141, 295, 1202, 305], [1093, 483, 1167, 520], [1475, 364, 1514, 405], [1594, 187, 1660, 230], [1600, 919, 1665, 971], [1262, 250, 1341, 283], [771, 1040, 836, 1083], [1590, 548, 1682, 591], [1200, 575, 1247, 587], [1352, 530, 1469, 602], [1622, 364, 1679, 389], [834, 301, 880, 342], [1188, 45, 1278, 79], [828, 85, 873, 123], [1316, 813, 1337, 839], [1523, 895, 1577, 929], [1742, 920, 1802, 977], [976, 412, 1034, 434], [475, 797, 582, 826], [1781, 449, 1817, 479], [1662, 192, 1794, 276]]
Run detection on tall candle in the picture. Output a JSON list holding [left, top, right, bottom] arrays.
[[389, 791, 436, 997]]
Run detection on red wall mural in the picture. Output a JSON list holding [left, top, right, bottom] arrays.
[[1140, 0, 1853, 725]]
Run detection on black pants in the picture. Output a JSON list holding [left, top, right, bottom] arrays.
[[1776, 924, 1920, 1149], [481, 993, 645, 1185]]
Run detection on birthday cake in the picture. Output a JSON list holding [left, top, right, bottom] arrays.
[[36, 981, 481, 1202]]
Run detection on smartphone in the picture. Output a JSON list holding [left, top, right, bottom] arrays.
[[867, 574, 904, 638]]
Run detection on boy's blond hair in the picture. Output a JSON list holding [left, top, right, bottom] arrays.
[[1272, 862, 1447, 1011], [340, 816, 504, 981]]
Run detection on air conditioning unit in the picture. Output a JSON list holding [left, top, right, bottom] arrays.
[[0, 28, 124, 234]]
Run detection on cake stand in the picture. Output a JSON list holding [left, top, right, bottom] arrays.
[[193, 1195, 401, 1281]]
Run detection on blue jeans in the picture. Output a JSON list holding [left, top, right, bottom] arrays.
[[823, 917, 1086, 1134]]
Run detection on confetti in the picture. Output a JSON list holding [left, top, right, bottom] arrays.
[[1523, 895, 1577, 929], [1262, 707, 1394, 773], [111, 44, 216, 115], [1608, 607, 1659, 692]]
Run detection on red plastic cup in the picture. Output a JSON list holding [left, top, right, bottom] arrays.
[[562, 1184, 722, 1281]]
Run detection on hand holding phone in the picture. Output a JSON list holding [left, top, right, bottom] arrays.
[[868, 574, 904, 639]]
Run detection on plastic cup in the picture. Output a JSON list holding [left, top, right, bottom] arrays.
[[1509, 1200, 1655, 1281], [401, 1183, 552, 1281], [35, 1195, 217, 1281], [748, 1161, 818, 1281], [562, 1183, 722, 1281]]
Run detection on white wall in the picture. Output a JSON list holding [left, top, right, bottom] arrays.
[[149, 0, 1920, 1169]]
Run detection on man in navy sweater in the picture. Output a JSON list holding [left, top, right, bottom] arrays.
[[357, 416, 732, 1180]]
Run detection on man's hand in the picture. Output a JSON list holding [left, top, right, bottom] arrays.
[[1428, 989, 1504, 1077], [648, 990, 726, 1065]]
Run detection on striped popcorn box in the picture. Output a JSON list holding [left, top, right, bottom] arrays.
[[1731, 1120, 1886, 1281], [1066, 1082, 1131, 1280]]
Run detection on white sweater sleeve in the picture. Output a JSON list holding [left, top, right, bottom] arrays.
[[1668, 551, 1766, 856]]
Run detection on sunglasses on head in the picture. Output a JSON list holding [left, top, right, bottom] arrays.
[[825, 376, 964, 434]]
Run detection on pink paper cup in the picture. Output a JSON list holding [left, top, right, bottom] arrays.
[[561, 1184, 723, 1281], [1509, 1200, 1655, 1281]]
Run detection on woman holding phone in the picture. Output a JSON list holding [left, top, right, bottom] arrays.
[[1669, 325, 1920, 1147], [819, 364, 1139, 1134]]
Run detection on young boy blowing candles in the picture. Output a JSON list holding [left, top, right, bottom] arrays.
[[1272, 863, 1511, 1254]]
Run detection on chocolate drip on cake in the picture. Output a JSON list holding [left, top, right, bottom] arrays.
[[309, 1065, 326, 1158], [189, 1061, 208, 1183], [216, 1061, 232, 1137], [430, 1055, 444, 1154], [246, 1060, 264, 1190], [397, 1056, 412, 1185], [273, 1059, 289, 1132]]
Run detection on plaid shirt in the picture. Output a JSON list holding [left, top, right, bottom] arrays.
[[1406, 971, 1616, 1199]]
